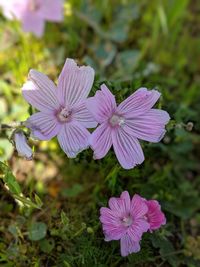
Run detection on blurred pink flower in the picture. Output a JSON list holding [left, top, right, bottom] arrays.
[[145, 200, 166, 231], [0, 0, 63, 37], [14, 130, 33, 160], [100, 191, 166, 257], [100, 191, 149, 257], [22, 58, 97, 158], [87, 84, 170, 169]]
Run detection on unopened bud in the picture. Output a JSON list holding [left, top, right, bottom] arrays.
[[14, 130, 33, 160]]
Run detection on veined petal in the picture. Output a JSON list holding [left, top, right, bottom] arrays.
[[146, 200, 166, 231], [57, 121, 90, 157], [131, 194, 148, 219], [100, 207, 122, 226], [120, 234, 141, 257], [108, 192, 131, 216], [112, 128, 144, 169], [127, 218, 149, 241], [100, 207, 126, 241], [90, 122, 112, 159], [120, 191, 131, 213], [22, 70, 59, 113], [72, 101, 98, 128], [25, 112, 61, 140], [117, 88, 161, 118], [57, 58, 95, 106], [86, 84, 117, 124], [124, 109, 170, 142]]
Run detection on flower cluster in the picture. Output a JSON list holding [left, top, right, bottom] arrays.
[[100, 191, 166, 256], [21, 58, 170, 169], [11, 58, 167, 257], [0, 0, 63, 37]]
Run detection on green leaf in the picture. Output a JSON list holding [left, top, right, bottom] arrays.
[[28, 222, 47, 241], [39, 238, 55, 253], [0, 161, 21, 195], [150, 234, 179, 266]]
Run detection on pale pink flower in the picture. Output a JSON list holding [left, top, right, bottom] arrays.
[[22, 58, 97, 158], [145, 200, 166, 231], [100, 191, 150, 257], [0, 0, 63, 37], [86, 84, 170, 169], [14, 130, 33, 160]]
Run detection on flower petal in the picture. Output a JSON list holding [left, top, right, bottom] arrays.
[[57, 58, 95, 106], [57, 121, 90, 157], [86, 84, 117, 124], [112, 128, 144, 169], [71, 101, 98, 128], [22, 13, 45, 37], [39, 0, 63, 21], [100, 207, 126, 241], [131, 194, 148, 219], [90, 122, 112, 159], [25, 112, 61, 140], [127, 218, 149, 241], [124, 109, 170, 142], [108, 191, 131, 216], [117, 88, 161, 118], [120, 234, 141, 257], [120, 191, 131, 213], [146, 200, 166, 231], [22, 70, 59, 113]]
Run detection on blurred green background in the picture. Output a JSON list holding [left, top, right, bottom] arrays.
[[0, 0, 200, 266]]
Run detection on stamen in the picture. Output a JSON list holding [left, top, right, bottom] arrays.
[[122, 216, 133, 227], [57, 107, 71, 123], [109, 114, 125, 127]]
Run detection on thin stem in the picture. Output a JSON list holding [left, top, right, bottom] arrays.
[[0, 121, 25, 131]]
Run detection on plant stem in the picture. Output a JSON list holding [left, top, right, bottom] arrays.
[[0, 122, 25, 131]]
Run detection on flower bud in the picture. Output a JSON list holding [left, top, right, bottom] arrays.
[[14, 130, 33, 160]]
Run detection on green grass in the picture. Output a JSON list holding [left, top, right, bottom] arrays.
[[0, 0, 200, 266]]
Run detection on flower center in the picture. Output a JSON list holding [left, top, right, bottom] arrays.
[[29, 0, 40, 12], [121, 215, 133, 227], [57, 107, 71, 123], [109, 114, 125, 127]]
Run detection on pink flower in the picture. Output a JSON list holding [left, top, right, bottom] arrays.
[[86, 84, 170, 169], [0, 0, 63, 37], [14, 130, 33, 160], [100, 191, 166, 257], [22, 58, 97, 158], [145, 200, 166, 231], [100, 191, 150, 257]]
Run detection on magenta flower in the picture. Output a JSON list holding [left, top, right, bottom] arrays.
[[100, 191, 150, 257], [100, 191, 166, 257], [86, 84, 170, 169], [22, 58, 97, 158], [145, 200, 166, 231], [0, 0, 63, 37]]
